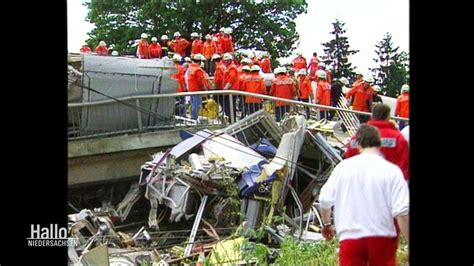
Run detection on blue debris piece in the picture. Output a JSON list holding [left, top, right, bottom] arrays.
[[249, 138, 278, 158]]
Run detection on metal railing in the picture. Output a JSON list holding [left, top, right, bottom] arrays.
[[68, 90, 409, 140]]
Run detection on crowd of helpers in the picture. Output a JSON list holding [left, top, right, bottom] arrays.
[[80, 29, 409, 127]]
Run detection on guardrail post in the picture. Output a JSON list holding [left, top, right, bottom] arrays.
[[135, 99, 143, 132], [229, 93, 235, 124]]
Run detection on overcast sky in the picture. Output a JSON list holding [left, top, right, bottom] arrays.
[[68, 0, 408, 74]]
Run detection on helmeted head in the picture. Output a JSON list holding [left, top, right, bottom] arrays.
[[363, 75, 374, 84], [338, 77, 349, 86], [373, 85, 381, 92], [296, 52, 302, 57], [401, 84, 410, 93], [99, 41, 106, 47], [240, 58, 252, 65], [223, 53, 233, 61], [151, 37, 158, 42], [211, 54, 221, 61], [173, 54, 182, 62], [316, 70, 327, 79], [298, 69, 307, 76], [354, 70, 364, 78], [161, 35, 169, 41], [250, 65, 261, 72], [111, 51, 118, 56], [192, 53, 205, 62], [173, 31, 181, 38], [184, 57, 192, 63], [242, 65, 251, 72], [224, 27, 232, 35], [219, 27, 225, 33], [205, 34, 211, 40], [190, 32, 199, 39], [318, 62, 326, 69], [274, 67, 287, 75], [141, 33, 148, 39]]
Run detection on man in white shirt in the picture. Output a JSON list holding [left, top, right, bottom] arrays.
[[401, 125, 409, 144], [319, 124, 409, 265]]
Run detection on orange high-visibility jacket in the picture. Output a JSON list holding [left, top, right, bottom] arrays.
[[191, 39, 203, 55], [315, 80, 331, 110], [224, 63, 239, 90], [169, 38, 190, 57], [186, 63, 207, 92], [149, 43, 162, 58], [220, 36, 234, 53], [298, 75, 312, 99], [214, 62, 226, 90], [346, 83, 374, 112], [308, 58, 320, 77], [270, 75, 296, 107], [395, 93, 409, 118], [260, 58, 272, 73], [292, 57, 307, 71], [201, 41, 216, 60], [138, 40, 150, 59], [239, 73, 249, 91], [172, 63, 186, 93], [80, 46, 92, 53], [242, 73, 266, 103]]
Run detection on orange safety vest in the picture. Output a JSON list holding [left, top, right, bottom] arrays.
[[95, 45, 108, 56], [396, 93, 409, 118], [242, 73, 266, 103], [172, 63, 186, 92], [149, 43, 162, 58], [138, 40, 150, 59], [346, 83, 374, 112], [169, 38, 190, 57], [214, 62, 226, 90], [186, 63, 207, 92], [224, 63, 239, 90], [80, 46, 92, 53], [191, 39, 203, 55], [315, 80, 331, 110], [270, 75, 296, 107], [292, 57, 307, 71], [298, 75, 312, 99], [201, 41, 216, 60], [260, 58, 272, 73], [220, 36, 234, 53], [239, 73, 249, 91]]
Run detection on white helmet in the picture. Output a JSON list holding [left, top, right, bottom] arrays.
[[212, 37, 218, 42], [247, 51, 255, 59], [173, 54, 182, 62], [298, 69, 307, 75], [338, 77, 349, 85], [373, 85, 381, 92], [141, 33, 148, 39], [173, 31, 181, 37], [211, 54, 221, 60], [151, 37, 158, 42], [401, 84, 410, 92], [274, 67, 286, 75], [318, 62, 326, 68], [205, 34, 211, 40], [219, 27, 225, 32], [192, 53, 205, 61], [223, 53, 233, 61], [250, 65, 261, 72], [161, 35, 169, 40], [242, 65, 251, 72], [224, 27, 232, 34], [111, 51, 118, 56], [241, 58, 252, 64], [363, 75, 374, 83], [316, 70, 327, 79], [184, 57, 192, 63], [191, 32, 199, 38], [355, 70, 364, 76], [99, 41, 106, 46]]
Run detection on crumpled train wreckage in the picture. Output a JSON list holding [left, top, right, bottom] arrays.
[[68, 110, 345, 265]]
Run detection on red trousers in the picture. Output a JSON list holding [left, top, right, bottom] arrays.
[[339, 236, 398, 266]]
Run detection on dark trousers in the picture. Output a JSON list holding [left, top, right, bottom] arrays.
[[175, 96, 186, 117], [320, 110, 329, 120], [358, 114, 370, 124], [398, 120, 407, 130], [244, 102, 262, 116], [275, 105, 290, 122]]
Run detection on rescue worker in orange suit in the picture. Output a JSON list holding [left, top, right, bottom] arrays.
[[315, 70, 332, 120], [212, 36, 222, 55], [242, 65, 266, 116], [186, 54, 208, 121], [160, 35, 170, 58], [202, 35, 216, 75], [297, 69, 313, 118], [149, 37, 162, 59], [212, 54, 226, 112], [220, 28, 234, 54], [137, 33, 150, 59], [346, 75, 375, 123], [190, 32, 203, 56], [222, 53, 239, 121], [292, 52, 307, 72], [169, 32, 190, 57], [270, 67, 297, 122], [238, 65, 251, 118], [95, 41, 109, 56], [352, 70, 364, 87], [80, 43, 92, 54], [171, 54, 187, 116], [316, 62, 332, 84], [238, 58, 252, 75], [372, 85, 384, 105], [345, 103, 409, 181], [395, 84, 410, 130], [307, 52, 320, 78], [259, 52, 272, 73]]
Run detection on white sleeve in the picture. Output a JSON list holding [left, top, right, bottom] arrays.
[[391, 167, 409, 217], [318, 164, 340, 209]]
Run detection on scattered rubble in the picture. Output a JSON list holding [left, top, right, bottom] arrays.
[[68, 110, 347, 264]]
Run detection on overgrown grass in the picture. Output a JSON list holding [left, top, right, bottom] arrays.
[[274, 236, 339, 266]]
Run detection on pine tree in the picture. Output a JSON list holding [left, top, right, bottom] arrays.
[[321, 19, 359, 80], [371, 33, 409, 97]]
